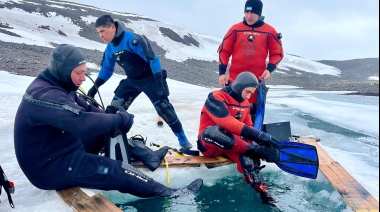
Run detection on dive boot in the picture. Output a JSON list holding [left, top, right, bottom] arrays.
[[129, 138, 169, 171], [240, 155, 276, 205]]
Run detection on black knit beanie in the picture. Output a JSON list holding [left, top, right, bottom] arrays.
[[244, 0, 263, 16], [48, 44, 86, 83], [231, 72, 259, 95]]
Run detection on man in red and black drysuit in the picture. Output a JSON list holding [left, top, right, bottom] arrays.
[[218, 0, 284, 123], [197, 72, 279, 198]]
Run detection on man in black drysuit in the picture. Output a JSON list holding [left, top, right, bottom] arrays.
[[14, 44, 202, 197]]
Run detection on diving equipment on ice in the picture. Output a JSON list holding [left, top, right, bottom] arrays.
[[107, 134, 169, 172]]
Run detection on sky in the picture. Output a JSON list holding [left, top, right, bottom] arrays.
[[67, 0, 380, 61]]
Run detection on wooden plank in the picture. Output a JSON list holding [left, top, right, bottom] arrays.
[[57, 187, 121, 212], [298, 137, 379, 212], [131, 155, 234, 168]]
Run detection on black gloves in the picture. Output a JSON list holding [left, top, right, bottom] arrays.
[[246, 145, 279, 163], [257, 146, 279, 163], [154, 72, 167, 100], [245, 127, 278, 146], [241, 126, 278, 146], [88, 78, 106, 98], [118, 111, 134, 133], [241, 126, 279, 162], [106, 105, 134, 134], [87, 86, 98, 98], [111, 98, 126, 108], [114, 102, 134, 133]]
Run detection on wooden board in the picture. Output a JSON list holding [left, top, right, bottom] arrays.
[[56, 187, 121, 212], [131, 155, 234, 169], [297, 137, 379, 212]]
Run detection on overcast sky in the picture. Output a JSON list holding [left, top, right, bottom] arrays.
[[68, 0, 379, 61]]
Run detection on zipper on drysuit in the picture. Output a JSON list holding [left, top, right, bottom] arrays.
[[23, 93, 82, 115]]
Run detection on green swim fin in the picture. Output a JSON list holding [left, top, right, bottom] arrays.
[[275, 142, 319, 179]]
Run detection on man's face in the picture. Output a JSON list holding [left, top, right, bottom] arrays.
[[96, 24, 116, 44], [244, 11, 259, 25], [71, 64, 86, 87], [241, 87, 256, 100]]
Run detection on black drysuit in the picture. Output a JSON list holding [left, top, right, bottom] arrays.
[[14, 70, 173, 197]]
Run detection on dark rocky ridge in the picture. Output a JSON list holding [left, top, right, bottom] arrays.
[[0, 0, 378, 96]]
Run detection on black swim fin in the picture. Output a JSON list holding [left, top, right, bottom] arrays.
[[275, 142, 319, 179], [170, 179, 203, 198]]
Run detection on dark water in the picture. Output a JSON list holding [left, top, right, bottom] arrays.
[[116, 176, 277, 212], [101, 171, 349, 211]]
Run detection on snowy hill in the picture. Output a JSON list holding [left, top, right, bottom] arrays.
[[0, 0, 378, 94]]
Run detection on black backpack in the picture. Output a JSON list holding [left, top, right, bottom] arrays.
[[0, 165, 15, 208]]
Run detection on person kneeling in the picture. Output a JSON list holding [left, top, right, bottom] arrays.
[[197, 72, 278, 201]]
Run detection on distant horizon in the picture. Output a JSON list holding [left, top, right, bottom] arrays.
[[316, 57, 379, 61], [0, 0, 379, 61], [284, 53, 379, 61], [65, 0, 379, 61]]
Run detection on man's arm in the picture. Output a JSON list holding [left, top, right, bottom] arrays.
[[87, 46, 116, 97], [129, 33, 162, 74], [267, 30, 284, 74], [218, 27, 236, 87], [203, 92, 246, 135]]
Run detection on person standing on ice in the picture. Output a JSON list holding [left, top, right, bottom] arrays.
[[14, 44, 202, 198], [197, 71, 279, 202], [87, 15, 193, 152], [218, 0, 284, 123]]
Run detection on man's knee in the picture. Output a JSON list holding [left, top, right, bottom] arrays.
[[154, 100, 178, 124], [201, 126, 235, 150]]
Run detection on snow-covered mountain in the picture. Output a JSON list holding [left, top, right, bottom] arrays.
[[0, 0, 378, 94]]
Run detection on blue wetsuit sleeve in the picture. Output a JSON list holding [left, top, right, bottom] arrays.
[[98, 45, 116, 82], [127, 33, 162, 74], [150, 55, 161, 74]]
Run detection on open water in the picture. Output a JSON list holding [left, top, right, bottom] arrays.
[[100, 90, 379, 212]]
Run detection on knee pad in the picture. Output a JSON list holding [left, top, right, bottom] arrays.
[[197, 135, 208, 153], [154, 100, 178, 124], [202, 126, 235, 150]]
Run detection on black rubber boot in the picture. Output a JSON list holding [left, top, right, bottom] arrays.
[[161, 179, 203, 198], [129, 139, 170, 171], [240, 155, 276, 205]]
